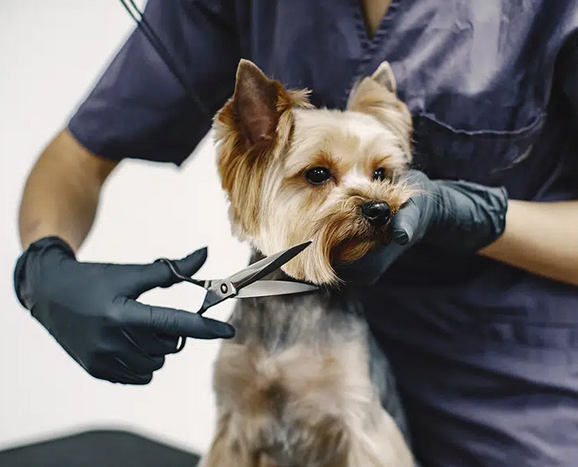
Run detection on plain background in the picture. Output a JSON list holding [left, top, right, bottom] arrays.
[[0, 0, 249, 455]]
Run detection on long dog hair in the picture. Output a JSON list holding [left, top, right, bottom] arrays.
[[200, 60, 416, 467]]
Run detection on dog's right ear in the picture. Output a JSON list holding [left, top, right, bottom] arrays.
[[233, 60, 282, 146], [213, 59, 311, 236]]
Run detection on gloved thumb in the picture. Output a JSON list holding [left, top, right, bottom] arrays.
[[390, 200, 421, 245], [123, 247, 208, 298]]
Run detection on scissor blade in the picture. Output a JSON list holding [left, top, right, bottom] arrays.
[[197, 289, 224, 315], [229, 241, 313, 289], [235, 280, 318, 298]]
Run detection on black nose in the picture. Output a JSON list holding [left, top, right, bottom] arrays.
[[361, 201, 391, 226]]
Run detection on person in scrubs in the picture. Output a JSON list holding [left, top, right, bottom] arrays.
[[13, 1, 578, 465]]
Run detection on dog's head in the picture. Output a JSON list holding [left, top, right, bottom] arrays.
[[213, 60, 414, 285]]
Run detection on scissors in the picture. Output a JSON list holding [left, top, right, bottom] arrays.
[[155, 240, 318, 351]]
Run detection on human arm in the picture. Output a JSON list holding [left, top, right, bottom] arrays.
[[19, 128, 117, 252], [482, 35, 578, 285], [479, 200, 578, 286], [15, 130, 234, 384], [339, 170, 578, 289], [13, 0, 240, 384]]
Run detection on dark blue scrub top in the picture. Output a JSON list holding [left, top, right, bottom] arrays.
[[68, 1, 578, 465]]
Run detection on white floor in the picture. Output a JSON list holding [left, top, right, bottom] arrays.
[[0, 0, 249, 455]]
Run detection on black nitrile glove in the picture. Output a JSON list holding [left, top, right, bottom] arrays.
[[337, 170, 508, 284], [14, 236, 235, 384]]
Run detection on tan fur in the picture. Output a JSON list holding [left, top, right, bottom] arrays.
[[208, 343, 351, 467], [347, 67, 413, 161], [214, 60, 312, 236], [205, 60, 416, 467], [214, 61, 415, 285], [204, 332, 412, 467]]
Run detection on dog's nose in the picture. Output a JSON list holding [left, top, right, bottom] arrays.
[[361, 201, 391, 226]]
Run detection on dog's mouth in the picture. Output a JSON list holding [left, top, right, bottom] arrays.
[[278, 190, 411, 285], [281, 213, 394, 285], [330, 218, 393, 265], [313, 203, 396, 267]]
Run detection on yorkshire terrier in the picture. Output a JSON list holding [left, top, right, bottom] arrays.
[[200, 59, 417, 467]]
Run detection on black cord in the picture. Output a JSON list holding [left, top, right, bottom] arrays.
[[118, 0, 212, 117]]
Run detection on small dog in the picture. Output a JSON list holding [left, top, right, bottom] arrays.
[[200, 60, 417, 467]]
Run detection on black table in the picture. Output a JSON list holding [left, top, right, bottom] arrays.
[[0, 430, 200, 467]]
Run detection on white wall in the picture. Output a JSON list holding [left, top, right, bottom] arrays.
[[0, 0, 248, 455]]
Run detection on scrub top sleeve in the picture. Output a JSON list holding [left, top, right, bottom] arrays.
[[67, 0, 239, 166]]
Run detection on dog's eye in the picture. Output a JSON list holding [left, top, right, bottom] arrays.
[[305, 167, 332, 185], [373, 168, 386, 181]]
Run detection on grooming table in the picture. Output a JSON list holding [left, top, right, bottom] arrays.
[[0, 430, 200, 467]]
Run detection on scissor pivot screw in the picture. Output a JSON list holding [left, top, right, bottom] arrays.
[[220, 284, 229, 294]]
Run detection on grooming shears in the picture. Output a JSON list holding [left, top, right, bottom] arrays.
[[155, 241, 318, 351]]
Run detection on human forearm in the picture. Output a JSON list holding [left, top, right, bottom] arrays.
[[480, 199, 578, 286], [18, 129, 118, 252]]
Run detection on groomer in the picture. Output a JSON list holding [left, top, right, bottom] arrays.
[[14, 1, 578, 466]]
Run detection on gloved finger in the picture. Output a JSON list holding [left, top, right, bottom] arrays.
[[390, 199, 421, 245], [335, 241, 408, 285], [106, 371, 153, 385], [125, 301, 235, 339], [88, 359, 153, 385], [122, 248, 208, 298], [154, 335, 182, 355], [116, 352, 165, 374], [376, 241, 408, 270], [112, 333, 166, 373], [126, 329, 180, 356], [335, 245, 389, 285]]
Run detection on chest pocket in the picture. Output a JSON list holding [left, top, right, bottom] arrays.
[[409, 108, 547, 187], [383, 0, 552, 187]]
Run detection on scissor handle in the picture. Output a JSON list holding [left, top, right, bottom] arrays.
[[154, 258, 206, 287], [175, 337, 187, 353], [154, 258, 207, 353]]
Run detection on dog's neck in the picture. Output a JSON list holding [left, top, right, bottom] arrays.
[[249, 249, 328, 287]]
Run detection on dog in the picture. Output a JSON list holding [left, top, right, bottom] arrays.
[[199, 59, 417, 467]]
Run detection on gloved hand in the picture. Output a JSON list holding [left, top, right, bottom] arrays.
[[336, 170, 508, 284], [14, 236, 235, 384]]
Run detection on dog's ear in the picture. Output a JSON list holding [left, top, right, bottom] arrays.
[[370, 61, 397, 94], [346, 61, 413, 160], [213, 59, 311, 236], [347, 61, 401, 112], [233, 60, 281, 145]]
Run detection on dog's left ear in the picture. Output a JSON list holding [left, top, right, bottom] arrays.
[[347, 60, 401, 111], [347, 61, 413, 158], [233, 60, 282, 145], [370, 61, 397, 94]]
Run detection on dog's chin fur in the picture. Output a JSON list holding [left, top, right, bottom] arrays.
[[214, 60, 414, 286]]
